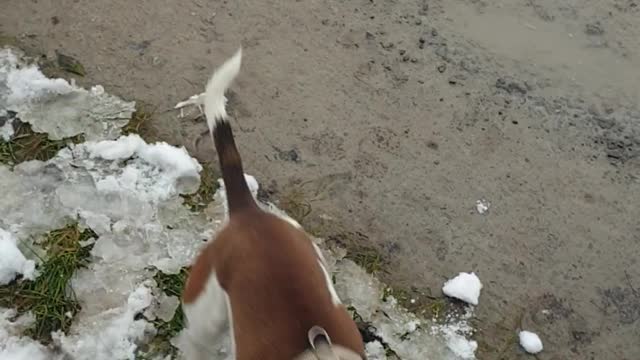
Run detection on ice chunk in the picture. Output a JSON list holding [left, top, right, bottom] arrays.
[[0, 228, 35, 285], [0, 163, 70, 238], [442, 272, 483, 306], [155, 293, 180, 322], [519, 330, 543, 354], [0, 48, 135, 141]]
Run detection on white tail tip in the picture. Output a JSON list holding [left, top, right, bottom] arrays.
[[203, 47, 242, 135]]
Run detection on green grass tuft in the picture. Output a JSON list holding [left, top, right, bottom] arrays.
[[322, 232, 389, 275], [154, 268, 188, 300], [381, 285, 453, 320], [180, 164, 220, 212], [0, 32, 19, 48], [0, 224, 97, 342], [0, 119, 84, 167], [278, 187, 313, 223], [55, 51, 86, 77], [345, 244, 387, 275], [121, 106, 156, 140]]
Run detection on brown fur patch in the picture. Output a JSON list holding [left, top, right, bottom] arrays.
[[184, 209, 364, 359]]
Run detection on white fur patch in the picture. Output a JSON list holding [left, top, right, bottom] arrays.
[[318, 259, 342, 306], [204, 48, 242, 133], [182, 273, 233, 359], [313, 242, 342, 306]]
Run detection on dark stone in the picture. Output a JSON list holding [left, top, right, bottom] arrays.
[[585, 22, 605, 36]]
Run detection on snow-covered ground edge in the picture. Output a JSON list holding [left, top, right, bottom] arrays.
[[0, 46, 479, 360]]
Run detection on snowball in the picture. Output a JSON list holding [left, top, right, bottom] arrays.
[[442, 272, 483, 305], [519, 330, 543, 354], [0, 228, 35, 285], [475, 199, 490, 214]]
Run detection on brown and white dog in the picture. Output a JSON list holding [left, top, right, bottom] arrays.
[[181, 49, 366, 360]]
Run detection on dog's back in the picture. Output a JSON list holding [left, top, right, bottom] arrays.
[[186, 210, 363, 359], [182, 49, 365, 359]]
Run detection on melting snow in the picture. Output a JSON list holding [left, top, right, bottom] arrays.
[[333, 259, 477, 359], [52, 283, 155, 360], [0, 46, 479, 359]]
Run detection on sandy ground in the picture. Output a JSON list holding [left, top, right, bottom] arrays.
[[2, 0, 639, 358]]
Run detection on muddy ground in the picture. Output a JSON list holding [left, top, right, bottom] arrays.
[[2, 0, 639, 358]]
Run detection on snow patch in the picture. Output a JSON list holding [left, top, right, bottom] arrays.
[[0, 111, 14, 141], [0, 228, 35, 285], [53, 283, 155, 360], [85, 134, 203, 201], [430, 310, 477, 359], [519, 330, 543, 354], [442, 272, 483, 306], [0, 309, 53, 360], [334, 259, 478, 359]]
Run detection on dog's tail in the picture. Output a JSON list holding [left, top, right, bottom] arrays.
[[203, 48, 256, 214]]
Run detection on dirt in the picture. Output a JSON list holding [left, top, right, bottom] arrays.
[[2, 0, 639, 358]]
